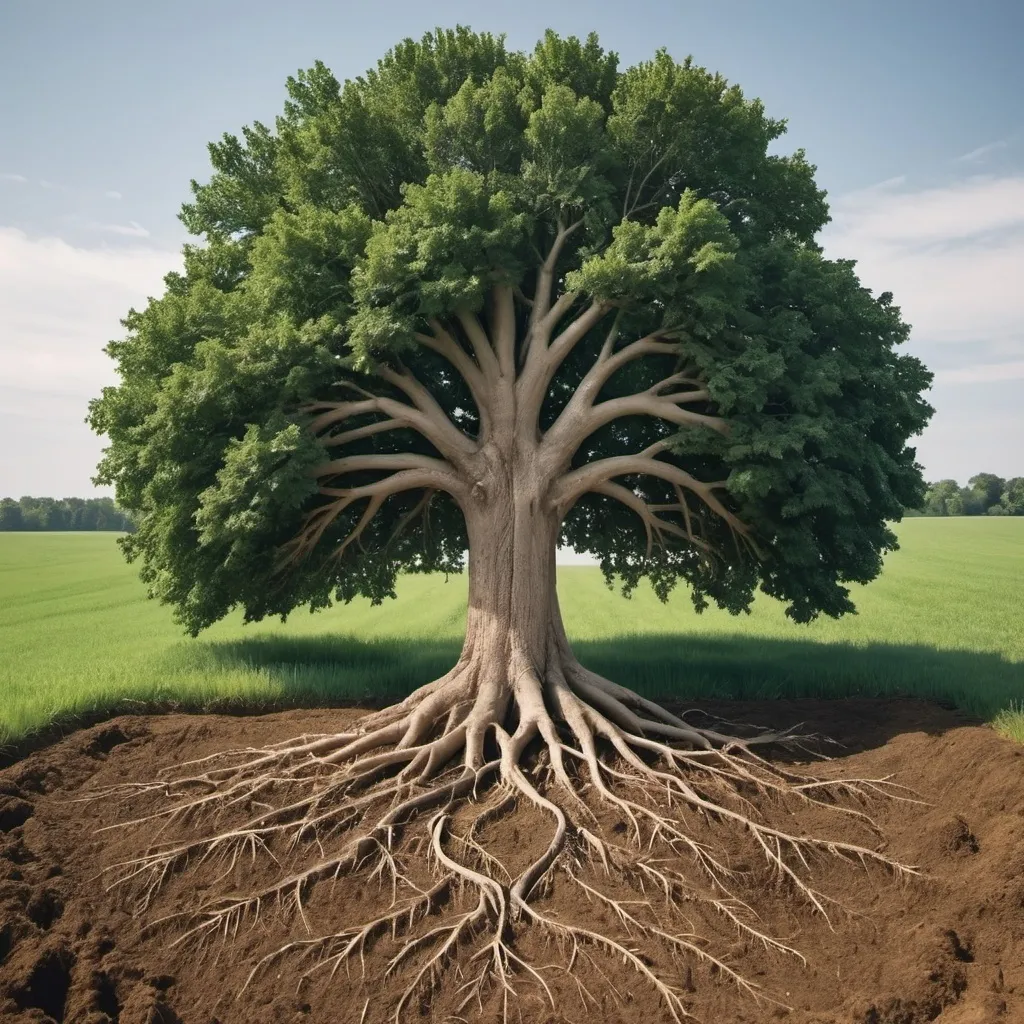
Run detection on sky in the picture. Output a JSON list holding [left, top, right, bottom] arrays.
[[1, 0, 1022, 499]]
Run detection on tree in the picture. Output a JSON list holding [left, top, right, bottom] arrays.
[[89, 29, 932, 1018], [923, 479, 963, 516], [994, 476, 1024, 516], [965, 472, 1005, 515], [0, 498, 23, 531], [18, 496, 45, 531], [42, 499, 68, 531]]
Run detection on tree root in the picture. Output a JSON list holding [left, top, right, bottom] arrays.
[[93, 646, 920, 1022]]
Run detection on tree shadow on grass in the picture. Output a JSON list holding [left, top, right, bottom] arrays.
[[200, 631, 1023, 750], [3, 633, 1019, 767]]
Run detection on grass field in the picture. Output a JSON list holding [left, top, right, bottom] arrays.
[[1, 518, 1021, 746]]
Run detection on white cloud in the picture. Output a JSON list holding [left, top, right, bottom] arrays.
[[1, 173, 27, 184], [822, 174, 1024, 347], [104, 190, 123, 200], [956, 139, 1008, 163], [38, 179, 65, 191], [822, 174, 1024, 478], [0, 227, 180, 494], [0, 227, 178, 396], [95, 220, 150, 238]]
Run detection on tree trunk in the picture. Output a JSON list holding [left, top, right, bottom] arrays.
[[460, 458, 563, 713]]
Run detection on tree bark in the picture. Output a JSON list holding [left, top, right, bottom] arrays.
[[460, 449, 562, 711]]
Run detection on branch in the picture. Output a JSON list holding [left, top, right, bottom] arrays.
[[414, 321, 489, 425], [321, 418, 407, 448], [589, 335, 685, 393], [529, 219, 583, 331], [552, 393, 727, 467], [594, 482, 684, 558], [517, 299, 611, 434], [491, 285, 517, 381], [455, 310, 502, 384], [542, 334, 691, 460], [304, 399, 384, 435], [304, 392, 472, 471], [313, 453, 455, 480], [544, 300, 615, 385], [551, 453, 745, 538], [593, 481, 715, 560], [623, 150, 670, 220], [521, 290, 581, 373], [283, 466, 463, 568], [374, 365, 477, 466]]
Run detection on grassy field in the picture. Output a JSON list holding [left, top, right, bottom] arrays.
[[1, 518, 1021, 746]]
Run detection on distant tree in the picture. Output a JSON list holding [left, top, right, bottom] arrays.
[[994, 477, 1024, 516], [42, 500, 68, 531], [0, 498, 23, 531], [78, 501, 100, 530], [965, 473, 1005, 515], [93, 497, 128, 531], [923, 479, 963, 516], [18, 497, 45, 531]]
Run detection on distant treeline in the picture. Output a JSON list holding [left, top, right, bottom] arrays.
[[0, 496, 136, 532], [911, 474, 1024, 517]]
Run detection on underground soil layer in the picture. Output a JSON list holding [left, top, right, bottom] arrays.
[[0, 698, 1021, 1024]]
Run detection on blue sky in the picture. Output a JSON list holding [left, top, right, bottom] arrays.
[[1, 0, 1022, 497]]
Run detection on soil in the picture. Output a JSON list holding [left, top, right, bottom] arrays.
[[0, 698, 1021, 1024]]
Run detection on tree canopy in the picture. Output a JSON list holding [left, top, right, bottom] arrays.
[[90, 27, 933, 635]]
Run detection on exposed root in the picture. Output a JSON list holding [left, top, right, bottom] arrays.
[[93, 641, 919, 1022]]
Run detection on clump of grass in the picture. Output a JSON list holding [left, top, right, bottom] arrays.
[[992, 702, 1024, 744]]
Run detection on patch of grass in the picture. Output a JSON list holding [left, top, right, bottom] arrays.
[[0, 519, 1021, 746], [993, 702, 1024, 744]]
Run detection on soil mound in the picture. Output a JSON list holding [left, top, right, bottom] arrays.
[[0, 699, 1021, 1024]]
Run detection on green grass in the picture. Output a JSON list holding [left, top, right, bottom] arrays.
[[1, 519, 1022, 746]]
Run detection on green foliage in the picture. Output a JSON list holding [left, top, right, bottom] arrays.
[[90, 26, 932, 634], [998, 478, 1024, 516], [0, 496, 134, 532], [352, 168, 528, 337]]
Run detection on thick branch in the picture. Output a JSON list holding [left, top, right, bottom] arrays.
[[305, 394, 472, 471], [528, 219, 583, 334], [551, 453, 745, 537], [285, 466, 464, 566], [543, 299, 609, 378], [491, 285, 517, 382], [517, 300, 611, 436], [546, 393, 727, 473], [455, 310, 502, 386], [415, 321, 489, 431], [543, 334, 686, 455], [373, 365, 477, 466], [313, 453, 455, 480]]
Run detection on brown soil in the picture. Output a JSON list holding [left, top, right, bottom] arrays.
[[0, 698, 1021, 1024]]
